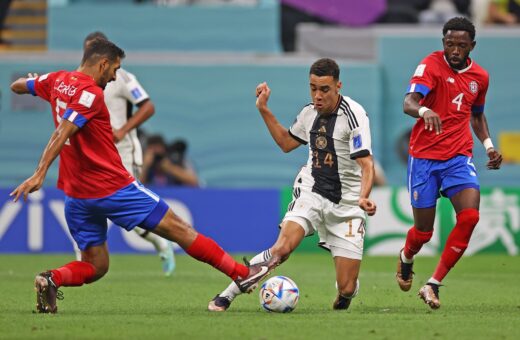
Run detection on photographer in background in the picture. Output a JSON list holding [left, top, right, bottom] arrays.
[[140, 135, 199, 187]]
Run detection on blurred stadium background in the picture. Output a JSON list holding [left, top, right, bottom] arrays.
[[0, 0, 519, 257]]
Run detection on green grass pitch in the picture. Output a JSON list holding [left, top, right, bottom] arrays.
[[0, 253, 518, 339]]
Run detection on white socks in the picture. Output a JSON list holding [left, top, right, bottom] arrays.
[[400, 250, 414, 264]]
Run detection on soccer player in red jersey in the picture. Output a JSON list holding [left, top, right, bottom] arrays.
[[10, 39, 274, 313], [395, 17, 503, 309]]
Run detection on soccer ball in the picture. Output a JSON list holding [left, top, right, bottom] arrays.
[[259, 276, 299, 313]]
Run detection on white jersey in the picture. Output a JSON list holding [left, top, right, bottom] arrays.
[[104, 68, 149, 175], [288, 95, 372, 204]]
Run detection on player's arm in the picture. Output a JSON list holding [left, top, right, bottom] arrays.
[[10, 77, 32, 94], [10, 120, 79, 202], [113, 99, 155, 143], [355, 154, 377, 216], [403, 92, 442, 134], [255, 82, 301, 153], [471, 111, 502, 170]]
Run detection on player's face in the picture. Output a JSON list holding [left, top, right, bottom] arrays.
[[442, 30, 475, 70], [309, 74, 341, 114], [98, 57, 121, 90]]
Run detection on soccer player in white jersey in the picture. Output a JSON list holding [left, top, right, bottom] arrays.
[[83, 32, 175, 276], [208, 58, 377, 311]]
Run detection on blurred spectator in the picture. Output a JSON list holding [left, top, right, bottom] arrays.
[[396, 128, 413, 165], [487, 0, 520, 24], [419, 0, 471, 24], [0, 0, 13, 45], [140, 135, 199, 187], [377, 0, 430, 23], [152, 0, 258, 6], [280, 0, 386, 51]]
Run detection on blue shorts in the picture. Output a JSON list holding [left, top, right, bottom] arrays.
[[407, 155, 480, 208], [65, 181, 169, 251]]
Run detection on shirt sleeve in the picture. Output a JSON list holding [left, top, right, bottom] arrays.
[[348, 105, 372, 160], [472, 73, 489, 114], [119, 69, 150, 105], [62, 87, 104, 129], [28, 72, 54, 102], [406, 55, 438, 98], [288, 105, 310, 145]]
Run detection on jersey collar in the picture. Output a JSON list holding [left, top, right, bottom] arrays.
[[443, 55, 473, 74]]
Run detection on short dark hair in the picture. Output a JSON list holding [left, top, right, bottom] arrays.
[[147, 134, 166, 147], [443, 17, 475, 41], [81, 38, 125, 66], [309, 58, 340, 80], [84, 31, 108, 45]]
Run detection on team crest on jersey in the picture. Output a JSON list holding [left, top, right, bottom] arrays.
[[315, 125, 328, 149], [316, 136, 327, 149], [469, 81, 478, 94]]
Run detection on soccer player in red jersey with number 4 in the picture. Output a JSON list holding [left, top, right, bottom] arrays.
[[10, 39, 273, 313], [396, 17, 503, 309]]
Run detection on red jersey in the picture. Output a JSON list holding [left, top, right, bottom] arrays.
[[28, 71, 133, 198], [406, 51, 489, 160]]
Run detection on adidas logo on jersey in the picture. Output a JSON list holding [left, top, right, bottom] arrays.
[[446, 77, 455, 83]]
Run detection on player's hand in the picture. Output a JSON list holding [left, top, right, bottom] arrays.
[[112, 129, 125, 143], [9, 173, 44, 202], [423, 110, 442, 135], [255, 82, 271, 112], [358, 198, 376, 216], [27, 73, 39, 78], [486, 148, 503, 170]]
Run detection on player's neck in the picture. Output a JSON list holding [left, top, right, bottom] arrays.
[[76, 65, 97, 83]]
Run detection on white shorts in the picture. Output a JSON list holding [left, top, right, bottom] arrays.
[[283, 187, 366, 260]]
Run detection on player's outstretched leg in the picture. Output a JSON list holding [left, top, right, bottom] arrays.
[[396, 226, 432, 291], [153, 209, 278, 287], [208, 249, 274, 312]]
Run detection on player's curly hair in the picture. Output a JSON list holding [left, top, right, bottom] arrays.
[[310, 58, 340, 80], [443, 17, 475, 41]]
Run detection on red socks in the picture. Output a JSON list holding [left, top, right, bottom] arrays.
[[50, 261, 96, 287], [433, 208, 479, 282], [185, 233, 249, 280], [403, 226, 433, 259]]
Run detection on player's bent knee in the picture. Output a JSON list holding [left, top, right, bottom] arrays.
[[457, 208, 479, 228], [93, 266, 109, 281]]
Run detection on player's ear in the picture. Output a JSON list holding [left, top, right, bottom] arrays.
[[99, 58, 109, 72], [337, 81, 342, 93], [470, 41, 476, 50]]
